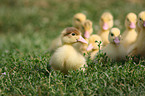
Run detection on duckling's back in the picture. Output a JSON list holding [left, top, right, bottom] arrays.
[[49, 35, 62, 53], [121, 30, 137, 49], [134, 31, 145, 57]]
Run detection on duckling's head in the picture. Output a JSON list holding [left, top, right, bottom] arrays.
[[125, 12, 137, 29], [137, 11, 145, 29], [87, 35, 102, 51], [99, 12, 113, 31], [73, 13, 86, 29], [82, 19, 93, 38], [108, 28, 121, 45], [61, 27, 88, 44]]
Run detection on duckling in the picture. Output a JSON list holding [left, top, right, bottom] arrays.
[[130, 11, 145, 58], [80, 19, 93, 54], [102, 28, 127, 62], [121, 13, 138, 52], [98, 12, 114, 46], [73, 13, 86, 31], [86, 35, 102, 60], [50, 27, 88, 74], [49, 13, 86, 53]]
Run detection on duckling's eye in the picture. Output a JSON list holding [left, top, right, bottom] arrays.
[[111, 33, 114, 36], [72, 33, 76, 36], [76, 18, 80, 22], [139, 18, 142, 21], [95, 40, 98, 43]]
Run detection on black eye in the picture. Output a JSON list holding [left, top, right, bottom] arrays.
[[111, 33, 114, 36], [139, 18, 142, 21], [72, 33, 75, 36], [76, 18, 80, 22], [95, 40, 98, 43]]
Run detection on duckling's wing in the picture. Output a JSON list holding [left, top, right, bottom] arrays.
[[127, 43, 137, 55], [49, 48, 65, 71], [49, 36, 62, 52]]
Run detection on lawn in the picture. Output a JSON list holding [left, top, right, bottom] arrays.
[[0, 0, 145, 95]]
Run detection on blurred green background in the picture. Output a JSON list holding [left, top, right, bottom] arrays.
[[0, 0, 145, 53]]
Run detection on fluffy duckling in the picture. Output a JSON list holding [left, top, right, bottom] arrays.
[[86, 35, 102, 60], [50, 27, 88, 74], [130, 11, 145, 58], [98, 12, 114, 46], [49, 13, 86, 52], [73, 13, 86, 31], [121, 13, 138, 52], [102, 28, 127, 62], [80, 19, 93, 54]]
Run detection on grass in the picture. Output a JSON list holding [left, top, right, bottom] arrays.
[[0, 0, 145, 95]]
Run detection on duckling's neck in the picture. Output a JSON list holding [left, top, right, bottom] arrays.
[[88, 28, 93, 33], [140, 28, 145, 36], [110, 43, 120, 47], [126, 28, 135, 31], [141, 27, 145, 31], [63, 43, 73, 45], [72, 42, 84, 53]]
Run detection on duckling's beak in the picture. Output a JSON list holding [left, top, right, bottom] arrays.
[[77, 36, 88, 44], [130, 22, 136, 29], [87, 43, 94, 51], [84, 31, 90, 39], [103, 23, 109, 30], [143, 21, 145, 27], [114, 37, 120, 45]]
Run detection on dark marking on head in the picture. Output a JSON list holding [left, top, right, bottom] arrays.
[[139, 17, 142, 21], [64, 27, 80, 36], [76, 18, 81, 22], [127, 18, 130, 21]]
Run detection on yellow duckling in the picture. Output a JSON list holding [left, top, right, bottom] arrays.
[[73, 13, 86, 31], [86, 35, 102, 60], [80, 19, 93, 54], [102, 28, 127, 62], [98, 12, 114, 46], [121, 13, 138, 53], [130, 11, 145, 58], [50, 27, 88, 74]]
